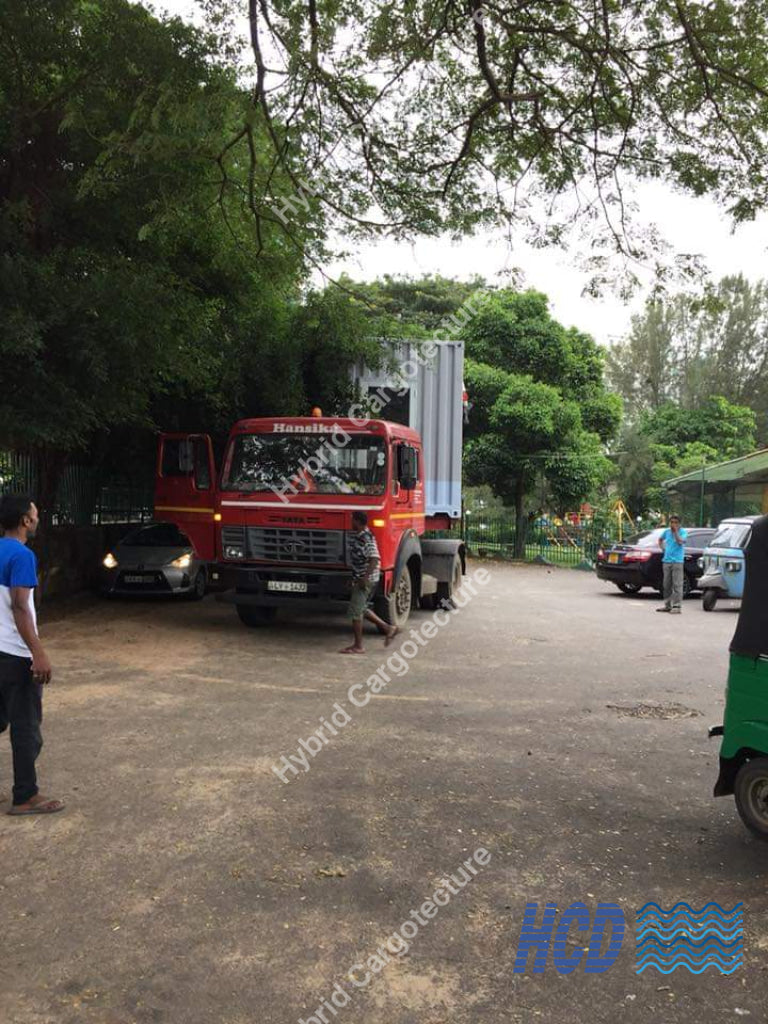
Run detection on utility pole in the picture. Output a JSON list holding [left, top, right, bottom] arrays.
[[699, 459, 706, 525]]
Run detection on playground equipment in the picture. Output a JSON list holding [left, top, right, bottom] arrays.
[[611, 499, 635, 542]]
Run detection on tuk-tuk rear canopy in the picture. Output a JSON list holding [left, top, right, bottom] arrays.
[[731, 515, 768, 659]]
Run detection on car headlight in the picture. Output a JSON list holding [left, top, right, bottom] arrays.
[[103, 552, 118, 570], [169, 553, 192, 569]]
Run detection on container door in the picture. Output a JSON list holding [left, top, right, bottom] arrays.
[[154, 434, 217, 560]]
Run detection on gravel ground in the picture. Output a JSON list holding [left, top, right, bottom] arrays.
[[0, 561, 765, 1024]]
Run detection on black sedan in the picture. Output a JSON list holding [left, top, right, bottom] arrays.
[[596, 527, 715, 597], [100, 522, 208, 599]]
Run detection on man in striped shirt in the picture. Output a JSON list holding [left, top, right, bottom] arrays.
[[341, 510, 399, 653]]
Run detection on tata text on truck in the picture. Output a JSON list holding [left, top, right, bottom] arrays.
[[154, 341, 466, 627]]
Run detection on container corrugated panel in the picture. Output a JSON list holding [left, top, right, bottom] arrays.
[[352, 340, 464, 519]]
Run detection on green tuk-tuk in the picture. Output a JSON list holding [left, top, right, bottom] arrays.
[[711, 514, 768, 838]]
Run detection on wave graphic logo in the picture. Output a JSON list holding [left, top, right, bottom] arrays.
[[636, 902, 743, 975]]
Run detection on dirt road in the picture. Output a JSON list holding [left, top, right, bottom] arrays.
[[0, 563, 764, 1023]]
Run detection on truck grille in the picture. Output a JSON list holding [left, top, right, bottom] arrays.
[[246, 527, 345, 565]]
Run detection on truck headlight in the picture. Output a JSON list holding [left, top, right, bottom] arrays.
[[724, 561, 742, 572], [103, 552, 118, 570], [170, 553, 192, 569], [224, 545, 245, 560]]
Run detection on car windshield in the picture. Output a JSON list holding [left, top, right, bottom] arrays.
[[122, 524, 190, 547], [624, 530, 664, 548], [222, 433, 387, 495], [709, 522, 752, 549]]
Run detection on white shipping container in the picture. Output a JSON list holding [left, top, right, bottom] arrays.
[[351, 340, 464, 519]]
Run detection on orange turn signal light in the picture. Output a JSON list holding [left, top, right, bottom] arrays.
[[372, 518, 386, 528], [214, 513, 222, 522]]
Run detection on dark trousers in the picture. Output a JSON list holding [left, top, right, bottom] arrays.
[[0, 652, 43, 805]]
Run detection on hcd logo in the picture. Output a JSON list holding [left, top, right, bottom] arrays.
[[635, 902, 743, 975]]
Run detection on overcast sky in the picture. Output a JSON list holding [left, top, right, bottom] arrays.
[[155, 0, 768, 349]]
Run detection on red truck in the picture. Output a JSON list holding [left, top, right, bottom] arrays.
[[154, 341, 466, 628]]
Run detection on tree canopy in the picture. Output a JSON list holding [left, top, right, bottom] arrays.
[[212, 0, 768, 282], [0, 0, 381, 502], [615, 396, 757, 517], [461, 289, 619, 554], [608, 275, 768, 439]]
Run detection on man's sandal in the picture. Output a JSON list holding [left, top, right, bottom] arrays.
[[8, 797, 65, 816]]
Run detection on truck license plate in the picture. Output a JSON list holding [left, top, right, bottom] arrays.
[[268, 580, 308, 593]]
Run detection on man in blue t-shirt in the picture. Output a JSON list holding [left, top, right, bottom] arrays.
[[0, 494, 63, 814], [657, 514, 689, 615]]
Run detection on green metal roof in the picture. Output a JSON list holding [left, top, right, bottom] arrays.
[[664, 448, 768, 493]]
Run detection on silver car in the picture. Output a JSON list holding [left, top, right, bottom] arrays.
[[101, 522, 207, 599]]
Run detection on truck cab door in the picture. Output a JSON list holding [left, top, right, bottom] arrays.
[[155, 434, 217, 561]]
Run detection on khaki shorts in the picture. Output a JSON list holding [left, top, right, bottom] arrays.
[[348, 580, 375, 620]]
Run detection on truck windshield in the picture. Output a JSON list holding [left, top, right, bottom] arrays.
[[222, 434, 387, 495]]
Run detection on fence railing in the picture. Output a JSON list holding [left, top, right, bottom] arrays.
[[458, 513, 625, 566], [0, 452, 153, 526]]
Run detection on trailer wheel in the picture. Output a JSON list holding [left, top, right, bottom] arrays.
[[702, 589, 718, 612], [236, 603, 278, 627], [436, 554, 463, 608], [734, 758, 768, 840], [375, 565, 413, 627]]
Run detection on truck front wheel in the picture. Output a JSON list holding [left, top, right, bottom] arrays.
[[236, 603, 278, 627], [375, 565, 413, 627]]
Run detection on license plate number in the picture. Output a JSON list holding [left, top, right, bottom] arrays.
[[268, 580, 308, 593], [608, 553, 619, 564], [125, 574, 152, 583]]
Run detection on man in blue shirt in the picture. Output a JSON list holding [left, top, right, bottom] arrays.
[[657, 514, 688, 615], [0, 494, 63, 814]]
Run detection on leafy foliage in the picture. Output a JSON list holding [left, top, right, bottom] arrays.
[[0, 0, 383, 499], [607, 275, 768, 438], [461, 290, 617, 553], [211, 0, 768, 285], [615, 397, 757, 516]]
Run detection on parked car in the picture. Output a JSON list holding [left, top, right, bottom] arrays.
[[101, 522, 207, 599], [596, 527, 716, 597], [698, 516, 758, 611]]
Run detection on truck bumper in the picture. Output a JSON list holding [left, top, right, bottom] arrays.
[[212, 564, 384, 610]]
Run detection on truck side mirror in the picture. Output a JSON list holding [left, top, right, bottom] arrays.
[[397, 444, 418, 491]]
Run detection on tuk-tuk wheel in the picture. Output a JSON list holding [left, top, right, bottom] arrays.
[[734, 759, 768, 840], [702, 589, 718, 612]]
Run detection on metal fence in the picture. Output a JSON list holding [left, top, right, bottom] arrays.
[[458, 513, 624, 567], [0, 452, 153, 526]]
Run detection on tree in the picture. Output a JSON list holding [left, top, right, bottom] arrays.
[[204, 1, 768, 282], [337, 274, 489, 335], [614, 395, 757, 517], [0, 2, 271, 502], [641, 396, 757, 461], [462, 290, 618, 556], [0, 1, 385, 510], [607, 276, 768, 439]]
